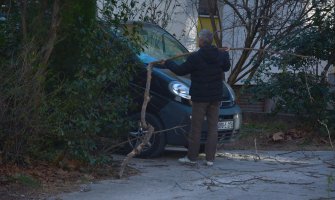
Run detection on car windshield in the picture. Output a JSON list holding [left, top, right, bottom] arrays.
[[136, 24, 188, 64]]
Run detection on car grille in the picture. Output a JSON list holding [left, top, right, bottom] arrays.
[[219, 115, 234, 120]]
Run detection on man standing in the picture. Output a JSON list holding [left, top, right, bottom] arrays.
[[159, 29, 230, 166]]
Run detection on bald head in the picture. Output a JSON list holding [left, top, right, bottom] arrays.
[[198, 29, 213, 47]]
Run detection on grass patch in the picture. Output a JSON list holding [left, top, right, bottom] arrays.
[[239, 121, 291, 139], [226, 113, 333, 151], [11, 173, 41, 188]]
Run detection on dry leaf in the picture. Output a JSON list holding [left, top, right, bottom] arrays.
[[272, 131, 284, 142], [286, 135, 293, 141]]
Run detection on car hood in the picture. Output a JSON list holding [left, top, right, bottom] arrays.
[[153, 68, 231, 100]]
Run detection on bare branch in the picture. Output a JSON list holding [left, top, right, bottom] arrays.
[[19, 0, 27, 41], [221, 0, 248, 27], [219, 0, 321, 84], [240, 52, 260, 72], [103, 125, 187, 153], [41, 0, 60, 65], [216, 3, 223, 43], [119, 63, 155, 178], [318, 120, 334, 151], [118, 124, 154, 178]]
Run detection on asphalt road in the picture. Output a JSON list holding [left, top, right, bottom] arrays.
[[52, 149, 335, 200]]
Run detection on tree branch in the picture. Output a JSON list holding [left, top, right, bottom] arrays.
[[221, 0, 248, 27], [119, 63, 155, 178], [19, 0, 27, 41], [41, 0, 60, 66]]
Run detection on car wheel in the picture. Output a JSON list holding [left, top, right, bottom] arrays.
[[127, 113, 166, 158]]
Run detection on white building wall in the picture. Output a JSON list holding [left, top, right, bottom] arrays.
[[163, 0, 199, 51]]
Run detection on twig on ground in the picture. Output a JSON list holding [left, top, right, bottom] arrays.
[[174, 182, 194, 191], [323, 160, 335, 168], [252, 138, 261, 161], [118, 124, 154, 178], [318, 120, 334, 151], [275, 151, 300, 156], [254, 138, 258, 155], [103, 125, 187, 153]]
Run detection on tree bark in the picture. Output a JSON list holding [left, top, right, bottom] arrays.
[[19, 0, 27, 41], [207, 0, 221, 47], [41, 0, 60, 66]]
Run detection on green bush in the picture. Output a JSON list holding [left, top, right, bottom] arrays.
[[0, 2, 47, 163], [251, 5, 335, 138], [0, 0, 142, 165], [39, 21, 141, 163], [251, 56, 334, 137]]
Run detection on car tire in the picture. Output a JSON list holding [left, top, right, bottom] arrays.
[[127, 113, 166, 158]]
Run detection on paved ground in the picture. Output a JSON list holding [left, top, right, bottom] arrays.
[[52, 149, 335, 200]]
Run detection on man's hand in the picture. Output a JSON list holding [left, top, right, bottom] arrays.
[[153, 60, 166, 68], [158, 59, 166, 65]]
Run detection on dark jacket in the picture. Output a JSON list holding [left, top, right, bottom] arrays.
[[165, 45, 230, 102]]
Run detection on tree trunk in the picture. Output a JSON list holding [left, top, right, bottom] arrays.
[[207, 0, 221, 47]]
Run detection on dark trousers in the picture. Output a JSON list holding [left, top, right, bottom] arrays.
[[187, 101, 220, 161]]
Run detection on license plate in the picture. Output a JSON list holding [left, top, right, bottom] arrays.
[[218, 121, 234, 130]]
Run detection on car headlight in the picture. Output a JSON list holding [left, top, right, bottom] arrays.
[[168, 81, 191, 100], [223, 81, 236, 102]]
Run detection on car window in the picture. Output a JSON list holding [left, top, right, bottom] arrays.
[[137, 25, 188, 64]]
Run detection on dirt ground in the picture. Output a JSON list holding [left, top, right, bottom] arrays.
[[0, 162, 139, 200], [223, 112, 334, 151], [0, 112, 333, 200]]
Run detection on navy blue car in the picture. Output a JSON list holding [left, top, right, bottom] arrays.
[[125, 22, 242, 157]]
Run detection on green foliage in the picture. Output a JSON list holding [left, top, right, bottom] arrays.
[[327, 173, 334, 196], [253, 67, 333, 121], [0, 0, 142, 165], [0, 1, 54, 163], [271, 1, 334, 65], [51, 0, 97, 79], [41, 21, 141, 163], [251, 1, 335, 136], [11, 173, 41, 188]]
